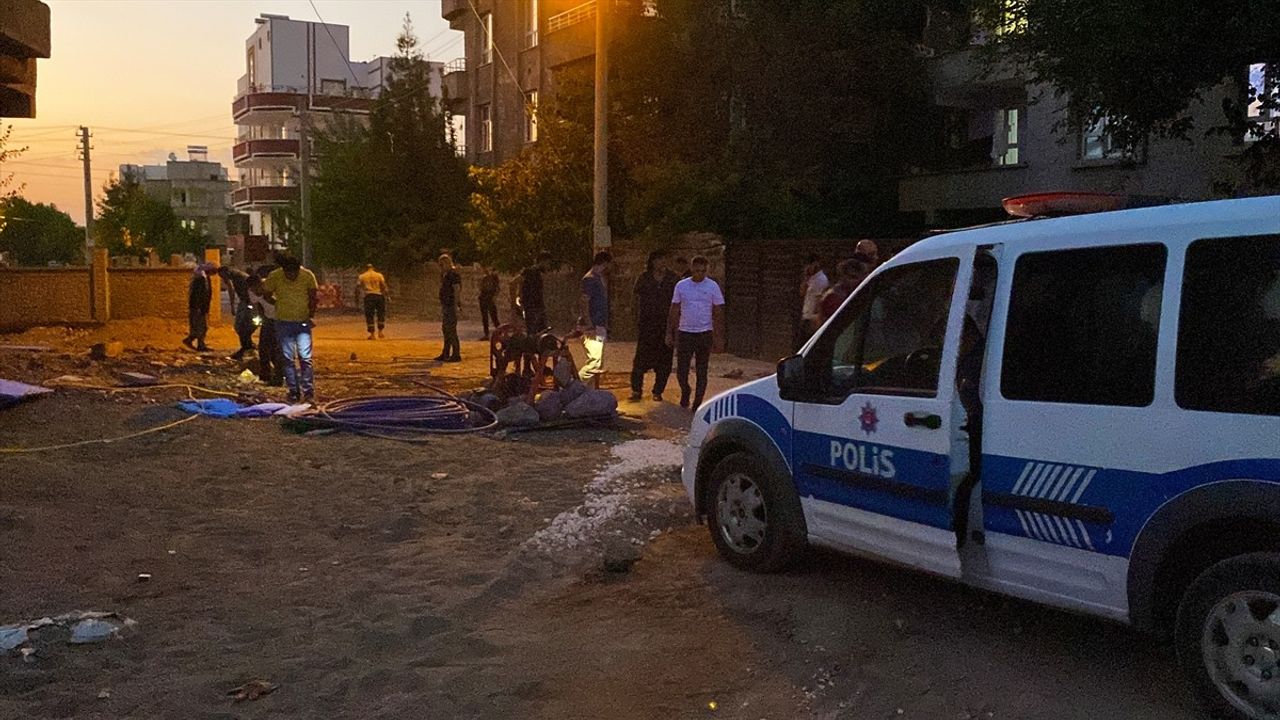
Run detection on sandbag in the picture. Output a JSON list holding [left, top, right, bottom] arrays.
[[564, 389, 618, 418]]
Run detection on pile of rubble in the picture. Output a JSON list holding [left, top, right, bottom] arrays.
[[473, 359, 618, 428]]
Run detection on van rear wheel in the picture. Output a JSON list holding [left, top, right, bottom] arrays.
[[1176, 553, 1280, 720], [705, 452, 806, 573]]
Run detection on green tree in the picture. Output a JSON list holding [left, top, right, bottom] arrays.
[[466, 71, 595, 272], [0, 124, 26, 200], [0, 196, 83, 265], [311, 14, 472, 269], [95, 171, 205, 258], [972, 0, 1280, 188]]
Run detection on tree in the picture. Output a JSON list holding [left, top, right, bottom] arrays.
[[0, 197, 83, 266], [466, 71, 595, 272], [973, 0, 1280, 188], [311, 14, 472, 269], [0, 124, 25, 200], [95, 171, 205, 258]]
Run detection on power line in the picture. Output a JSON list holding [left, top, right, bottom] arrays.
[[464, 0, 524, 98]]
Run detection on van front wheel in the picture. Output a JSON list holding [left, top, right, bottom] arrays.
[[1176, 552, 1280, 720], [706, 452, 806, 573]]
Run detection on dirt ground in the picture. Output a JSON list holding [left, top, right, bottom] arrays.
[[1, 315, 1206, 719]]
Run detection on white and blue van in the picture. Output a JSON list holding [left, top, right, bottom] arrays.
[[682, 194, 1280, 719]]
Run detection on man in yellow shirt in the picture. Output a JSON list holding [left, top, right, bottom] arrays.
[[357, 263, 389, 340], [262, 255, 319, 403]]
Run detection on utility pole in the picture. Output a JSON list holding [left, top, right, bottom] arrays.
[[298, 112, 312, 268], [77, 126, 94, 252], [591, 0, 611, 251]]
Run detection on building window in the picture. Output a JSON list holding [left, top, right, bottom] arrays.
[[642, 0, 660, 17], [1176, 234, 1280, 416], [525, 0, 539, 49], [524, 91, 538, 143], [1080, 116, 1123, 161], [450, 114, 467, 156], [1002, 244, 1167, 407], [247, 48, 257, 88], [478, 104, 492, 153], [1247, 63, 1279, 139], [994, 0, 1026, 36], [993, 107, 1023, 166], [480, 12, 493, 66]]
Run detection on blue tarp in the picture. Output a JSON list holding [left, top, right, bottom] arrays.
[[176, 399, 306, 418], [0, 379, 53, 411]]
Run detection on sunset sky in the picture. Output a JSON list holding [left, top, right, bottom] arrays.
[[5, 0, 459, 224]]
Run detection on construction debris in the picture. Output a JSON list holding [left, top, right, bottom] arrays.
[[118, 371, 159, 387], [89, 341, 125, 360], [0, 379, 53, 410]]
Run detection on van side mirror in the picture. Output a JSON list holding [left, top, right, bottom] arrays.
[[777, 354, 807, 401]]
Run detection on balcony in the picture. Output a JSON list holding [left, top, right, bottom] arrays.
[[442, 0, 467, 22], [443, 58, 467, 102], [231, 184, 299, 210], [232, 138, 300, 167], [232, 82, 376, 123]]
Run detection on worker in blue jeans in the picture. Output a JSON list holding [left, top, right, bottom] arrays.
[[262, 255, 319, 403]]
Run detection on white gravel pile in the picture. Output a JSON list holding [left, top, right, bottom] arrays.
[[525, 438, 682, 554]]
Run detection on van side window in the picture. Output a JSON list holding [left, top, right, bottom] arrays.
[[812, 258, 958, 398], [1002, 244, 1166, 407], [1176, 234, 1280, 416]]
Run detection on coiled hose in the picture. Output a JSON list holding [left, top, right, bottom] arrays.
[[310, 386, 498, 440]]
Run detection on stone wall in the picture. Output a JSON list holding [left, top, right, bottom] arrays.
[[0, 267, 95, 330], [110, 268, 198, 320]]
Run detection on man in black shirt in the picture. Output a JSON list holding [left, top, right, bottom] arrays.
[[218, 266, 257, 360], [436, 253, 462, 362], [517, 250, 552, 334], [182, 263, 215, 352], [630, 250, 677, 401]]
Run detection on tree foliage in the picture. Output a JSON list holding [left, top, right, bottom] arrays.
[[0, 196, 83, 266], [466, 72, 594, 272], [311, 14, 472, 269], [95, 171, 205, 258], [0, 124, 25, 200], [973, 0, 1280, 188]]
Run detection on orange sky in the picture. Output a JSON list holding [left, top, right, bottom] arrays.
[[4, 0, 459, 224]]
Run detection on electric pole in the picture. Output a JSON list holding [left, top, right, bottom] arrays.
[[298, 111, 312, 268], [77, 126, 94, 252], [591, 0, 611, 251]]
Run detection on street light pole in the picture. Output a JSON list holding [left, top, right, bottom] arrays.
[[591, 0, 611, 252]]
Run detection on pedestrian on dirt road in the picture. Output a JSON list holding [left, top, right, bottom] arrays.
[[517, 251, 552, 334], [578, 251, 613, 385], [218, 266, 257, 360], [262, 254, 319, 403], [855, 239, 881, 269], [182, 262, 216, 352], [818, 257, 867, 325], [358, 263, 389, 340], [436, 253, 462, 363], [630, 249, 676, 402], [674, 256, 691, 280], [800, 254, 830, 339], [478, 264, 501, 340], [248, 271, 284, 387], [667, 256, 725, 410]]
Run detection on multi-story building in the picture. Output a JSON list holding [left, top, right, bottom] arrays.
[[441, 0, 653, 166], [0, 0, 49, 118], [231, 14, 442, 242], [120, 147, 233, 245], [899, 10, 1270, 229]]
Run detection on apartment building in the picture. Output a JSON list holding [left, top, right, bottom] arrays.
[[231, 14, 442, 242], [899, 11, 1271, 229], [0, 0, 50, 118], [441, 0, 653, 166], [120, 147, 234, 245]]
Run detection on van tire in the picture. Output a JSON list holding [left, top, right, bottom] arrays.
[[705, 452, 806, 573], [1175, 552, 1280, 720]]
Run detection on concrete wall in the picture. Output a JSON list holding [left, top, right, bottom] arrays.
[[109, 268, 195, 320], [0, 267, 94, 330]]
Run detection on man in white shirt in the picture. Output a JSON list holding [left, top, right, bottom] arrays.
[[801, 254, 829, 337], [666, 256, 725, 410]]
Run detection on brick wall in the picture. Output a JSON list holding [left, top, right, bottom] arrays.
[[0, 267, 95, 330], [110, 268, 195, 320]]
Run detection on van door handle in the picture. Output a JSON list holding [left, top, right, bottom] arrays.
[[904, 412, 942, 429]]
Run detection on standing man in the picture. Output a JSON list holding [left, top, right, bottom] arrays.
[[630, 250, 676, 402], [673, 256, 691, 280], [667, 256, 725, 410], [478, 264, 501, 340], [818, 257, 867, 324], [578, 250, 612, 385], [517, 250, 551, 334], [262, 254, 318, 404], [855, 239, 880, 269], [800, 254, 829, 338], [248, 271, 283, 386], [182, 262, 216, 352], [436, 253, 462, 363], [218, 265, 256, 360], [358, 263, 388, 340]]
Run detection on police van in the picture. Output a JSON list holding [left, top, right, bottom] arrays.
[[682, 193, 1280, 718]]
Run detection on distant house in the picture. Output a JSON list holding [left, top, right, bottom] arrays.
[[120, 147, 234, 246]]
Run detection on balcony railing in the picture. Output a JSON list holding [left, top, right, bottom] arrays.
[[231, 184, 299, 208], [548, 0, 595, 33], [443, 57, 466, 75], [232, 138, 300, 162]]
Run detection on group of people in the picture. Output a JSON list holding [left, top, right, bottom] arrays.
[[800, 239, 882, 339], [182, 253, 319, 404]]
